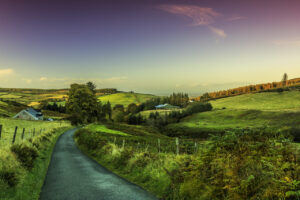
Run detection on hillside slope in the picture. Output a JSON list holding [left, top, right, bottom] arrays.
[[98, 92, 155, 107], [168, 91, 300, 138]]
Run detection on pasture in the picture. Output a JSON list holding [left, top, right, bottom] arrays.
[[170, 91, 300, 134], [211, 91, 300, 111], [98, 92, 156, 107], [0, 117, 70, 147]]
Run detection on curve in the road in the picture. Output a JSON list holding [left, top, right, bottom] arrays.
[[39, 128, 158, 200]]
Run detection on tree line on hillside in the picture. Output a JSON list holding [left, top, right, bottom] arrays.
[[64, 82, 213, 125], [194, 74, 300, 101], [136, 93, 190, 111]]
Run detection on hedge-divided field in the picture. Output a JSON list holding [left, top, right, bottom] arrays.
[[0, 118, 71, 200], [75, 124, 300, 199]]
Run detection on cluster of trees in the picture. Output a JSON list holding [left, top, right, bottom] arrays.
[[110, 103, 144, 125], [194, 74, 300, 101], [137, 93, 190, 111], [42, 102, 66, 113], [96, 88, 118, 94], [147, 102, 213, 127], [65, 82, 114, 124], [65, 83, 211, 126]]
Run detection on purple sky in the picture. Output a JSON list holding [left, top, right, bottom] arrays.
[[0, 0, 300, 95]]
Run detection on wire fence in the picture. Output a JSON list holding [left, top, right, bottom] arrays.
[[0, 122, 69, 147]]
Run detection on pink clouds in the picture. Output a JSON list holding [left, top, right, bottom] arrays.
[[209, 26, 227, 38], [158, 4, 245, 39], [158, 5, 220, 26]]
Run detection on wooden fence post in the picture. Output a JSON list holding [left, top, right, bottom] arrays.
[[158, 139, 161, 154], [176, 138, 179, 155], [21, 128, 25, 140], [12, 126, 18, 144], [33, 128, 35, 137], [0, 124, 2, 140], [122, 139, 125, 149]]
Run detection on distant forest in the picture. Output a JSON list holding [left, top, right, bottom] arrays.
[[193, 76, 300, 101]]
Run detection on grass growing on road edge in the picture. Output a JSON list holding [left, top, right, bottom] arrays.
[[75, 127, 300, 200], [0, 127, 72, 200]]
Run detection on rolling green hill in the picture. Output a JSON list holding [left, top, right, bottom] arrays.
[[169, 91, 300, 136], [98, 92, 155, 107], [211, 91, 300, 111]]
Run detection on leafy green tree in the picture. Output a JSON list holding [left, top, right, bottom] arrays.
[[127, 103, 138, 114], [112, 109, 125, 122], [66, 83, 101, 124], [86, 81, 97, 94], [102, 101, 112, 120], [113, 104, 125, 112], [282, 73, 288, 86]]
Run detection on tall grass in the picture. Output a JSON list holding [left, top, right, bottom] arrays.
[[0, 117, 70, 147], [75, 127, 300, 199], [0, 117, 71, 200]]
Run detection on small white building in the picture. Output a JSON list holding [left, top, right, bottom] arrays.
[[13, 108, 44, 121], [155, 104, 180, 110]]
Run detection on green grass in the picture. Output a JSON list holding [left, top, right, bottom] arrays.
[[211, 91, 300, 111], [171, 109, 300, 130], [85, 124, 129, 136], [0, 94, 22, 99], [98, 92, 155, 107], [140, 109, 182, 118], [170, 91, 300, 135], [0, 127, 71, 200], [0, 118, 70, 147]]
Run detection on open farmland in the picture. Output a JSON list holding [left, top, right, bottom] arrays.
[[98, 92, 156, 107], [0, 117, 70, 147], [169, 91, 300, 137], [211, 91, 300, 111]]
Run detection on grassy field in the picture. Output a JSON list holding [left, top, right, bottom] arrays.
[[0, 89, 68, 107], [211, 91, 300, 111], [0, 118, 70, 147], [98, 92, 156, 107], [85, 124, 129, 136], [168, 91, 300, 137], [0, 127, 72, 200], [140, 109, 182, 117]]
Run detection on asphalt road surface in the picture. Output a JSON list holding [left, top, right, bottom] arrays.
[[39, 128, 158, 200]]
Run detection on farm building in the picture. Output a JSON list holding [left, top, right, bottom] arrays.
[[155, 104, 180, 110], [13, 108, 44, 121]]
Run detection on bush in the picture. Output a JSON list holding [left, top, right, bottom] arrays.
[[0, 149, 23, 188], [184, 102, 213, 116], [11, 144, 38, 170]]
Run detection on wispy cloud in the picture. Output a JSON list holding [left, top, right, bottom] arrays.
[[209, 26, 227, 38], [0, 68, 14, 77], [227, 16, 246, 21], [271, 39, 300, 47], [158, 4, 220, 26], [158, 4, 226, 38]]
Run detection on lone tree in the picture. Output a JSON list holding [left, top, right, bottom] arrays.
[[282, 73, 288, 86], [66, 83, 102, 124]]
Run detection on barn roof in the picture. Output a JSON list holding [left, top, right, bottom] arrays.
[[26, 108, 43, 117]]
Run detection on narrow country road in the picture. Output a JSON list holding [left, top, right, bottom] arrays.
[[39, 128, 158, 200]]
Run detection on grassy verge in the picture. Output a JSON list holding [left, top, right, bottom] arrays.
[[0, 127, 72, 200], [75, 125, 300, 199]]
